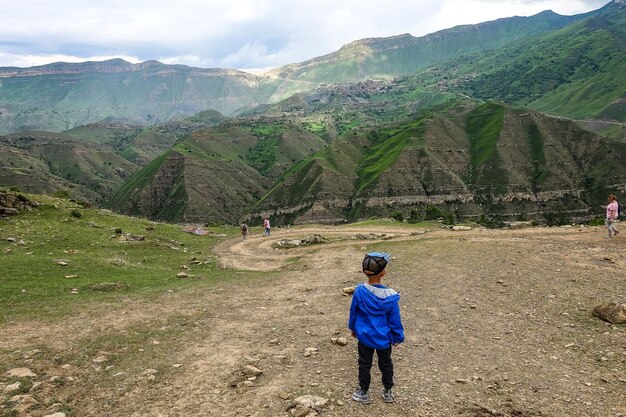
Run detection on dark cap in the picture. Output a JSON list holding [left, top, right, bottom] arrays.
[[362, 252, 391, 276]]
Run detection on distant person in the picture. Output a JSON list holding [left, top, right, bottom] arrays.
[[263, 217, 271, 236], [349, 252, 404, 405], [603, 195, 620, 237], [241, 223, 248, 241]]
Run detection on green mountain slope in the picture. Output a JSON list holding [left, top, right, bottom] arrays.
[[0, 59, 276, 134], [108, 123, 327, 223], [457, 1, 626, 121], [265, 7, 603, 100], [0, 132, 140, 202], [250, 102, 626, 224], [0, 3, 613, 134]]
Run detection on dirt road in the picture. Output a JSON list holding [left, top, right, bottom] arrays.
[[4, 224, 626, 416]]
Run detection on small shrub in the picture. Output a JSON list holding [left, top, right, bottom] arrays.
[[442, 212, 455, 226], [424, 205, 443, 221], [70, 209, 82, 218], [408, 208, 423, 223], [544, 210, 571, 227], [587, 217, 605, 226], [9, 186, 21, 192], [478, 214, 505, 229], [391, 211, 404, 222], [16, 194, 29, 202]]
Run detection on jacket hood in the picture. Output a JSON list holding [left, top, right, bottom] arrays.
[[355, 283, 400, 316]]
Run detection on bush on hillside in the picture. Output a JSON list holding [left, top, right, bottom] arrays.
[[587, 217, 605, 226], [424, 205, 443, 221], [478, 214, 505, 229], [442, 212, 455, 226], [408, 208, 423, 223], [391, 211, 404, 222]]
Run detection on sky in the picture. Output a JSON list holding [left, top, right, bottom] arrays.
[[0, 0, 610, 72]]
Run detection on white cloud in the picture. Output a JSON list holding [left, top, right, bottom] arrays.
[[0, 0, 610, 69]]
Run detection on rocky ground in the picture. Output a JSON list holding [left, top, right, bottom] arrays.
[[1, 223, 625, 417]]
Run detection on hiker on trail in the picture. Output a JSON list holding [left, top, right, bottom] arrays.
[[603, 195, 620, 237], [241, 223, 248, 241], [349, 252, 404, 405], [263, 217, 271, 237]]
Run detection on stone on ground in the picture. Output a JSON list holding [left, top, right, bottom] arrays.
[[293, 394, 329, 408], [7, 367, 36, 377]]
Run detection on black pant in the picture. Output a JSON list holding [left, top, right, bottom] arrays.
[[358, 341, 394, 391]]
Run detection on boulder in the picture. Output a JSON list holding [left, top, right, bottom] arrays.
[[336, 337, 348, 346], [7, 367, 36, 377], [452, 226, 472, 231], [11, 395, 38, 412], [4, 382, 21, 393], [242, 365, 263, 377], [342, 286, 356, 295], [293, 395, 329, 409]]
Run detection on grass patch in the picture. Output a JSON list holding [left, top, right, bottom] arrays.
[[354, 116, 427, 195], [0, 192, 236, 324]]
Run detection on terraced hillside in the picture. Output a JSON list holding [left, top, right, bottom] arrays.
[[108, 123, 328, 223], [110, 101, 626, 225], [252, 102, 626, 224]]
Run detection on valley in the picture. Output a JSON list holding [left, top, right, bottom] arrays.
[[0, 1, 625, 226]]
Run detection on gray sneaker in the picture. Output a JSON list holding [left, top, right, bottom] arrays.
[[382, 388, 395, 403], [352, 389, 371, 404]]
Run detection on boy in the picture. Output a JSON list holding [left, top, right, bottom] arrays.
[[349, 252, 404, 404]]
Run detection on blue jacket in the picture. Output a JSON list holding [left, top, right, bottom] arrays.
[[349, 283, 404, 350]]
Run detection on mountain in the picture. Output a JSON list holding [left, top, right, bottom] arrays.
[[264, 7, 604, 101], [0, 59, 275, 134], [0, 4, 610, 134], [3, 1, 626, 225], [109, 98, 626, 225], [446, 0, 626, 122], [0, 131, 140, 202], [0, 111, 229, 202], [108, 122, 328, 223], [247, 102, 626, 224]]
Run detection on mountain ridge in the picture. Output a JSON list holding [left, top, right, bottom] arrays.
[[0, 3, 612, 133]]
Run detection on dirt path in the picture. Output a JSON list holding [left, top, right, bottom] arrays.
[[119, 225, 626, 417], [3, 224, 626, 417]]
